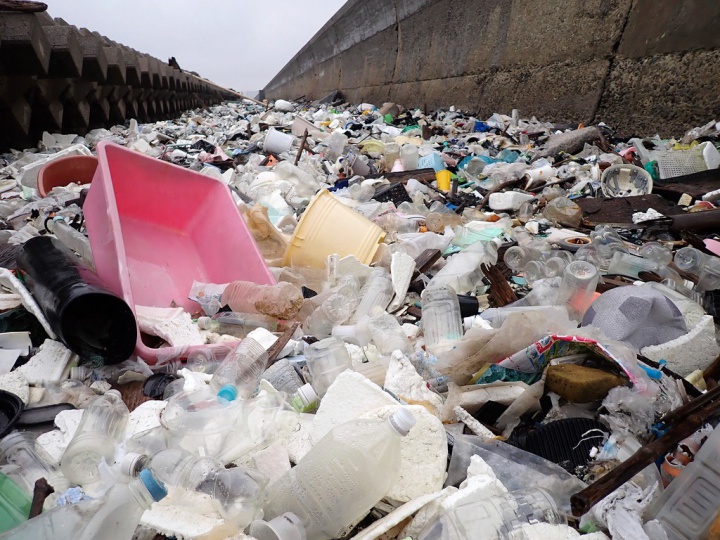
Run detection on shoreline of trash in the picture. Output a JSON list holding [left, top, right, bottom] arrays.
[[0, 97, 716, 539]]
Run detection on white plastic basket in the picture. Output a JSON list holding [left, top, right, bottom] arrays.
[[630, 138, 709, 179]]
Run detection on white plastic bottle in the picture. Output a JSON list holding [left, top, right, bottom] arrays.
[[350, 269, 394, 322], [60, 390, 129, 486], [421, 286, 464, 354], [0, 469, 166, 540], [400, 144, 419, 170], [251, 408, 415, 540], [209, 337, 268, 400]]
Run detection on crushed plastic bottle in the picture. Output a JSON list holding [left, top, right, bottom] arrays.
[[222, 281, 304, 320], [60, 390, 129, 487], [252, 408, 416, 540], [209, 336, 268, 400]]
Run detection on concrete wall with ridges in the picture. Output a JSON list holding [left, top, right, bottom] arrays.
[[264, 0, 720, 136], [0, 9, 243, 150]]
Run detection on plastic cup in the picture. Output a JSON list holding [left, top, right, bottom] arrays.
[[282, 190, 386, 268], [264, 129, 296, 154], [436, 170, 452, 191]]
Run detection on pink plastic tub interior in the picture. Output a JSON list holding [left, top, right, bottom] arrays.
[[84, 141, 275, 363]]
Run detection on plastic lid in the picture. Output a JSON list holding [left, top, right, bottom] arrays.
[[296, 384, 318, 407], [217, 384, 238, 402], [139, 468, 168, 502], [249, 513, 307, 540], [389, 408, 416, 436], [120, 452, 146, 477]]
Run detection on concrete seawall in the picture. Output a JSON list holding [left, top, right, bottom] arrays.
[[263, 0, 720, 136], [0, 10, 242, 150]]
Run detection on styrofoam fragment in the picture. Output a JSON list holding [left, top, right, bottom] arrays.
[[312, 371, 397, 443], [251, 442, 291, 484], [0, 371, 29, 404], [127, 400, 166, 437], [152, 312, 205, 347], [276, 410, 315, 464], [439, 454, 507, 512], [641, 315, 720, 376], [384, 351, 444, 418], [136, 306, 186, 335], [89, 381, 112, 394], [389, 252, 415, 311], [28, 386, 45, 405], [399, 487, 457, 539], [360, 404, 448, 502], [17, 339, 74, 384], [36, 409, 84, 465], [350, 490, 447, 540], [453, 406, 496, 439], [140, 488, 223, 539]]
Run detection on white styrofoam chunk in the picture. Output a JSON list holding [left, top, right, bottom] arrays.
[[127, 400, 167, 437], [17, 339, 74, 384], [152, 312, 205, 347], [36, 409, 84, 465], [0, 370, 29, 404], [276, 410, 315, 464], [384, 351, 444, 418], [641, 315, 720, 376], [140, 488, 223, 540], [251, 442, 291, 484], [389, 252, 415, 311], [312, 371, 397, 443], [360, 404, 448, 503]]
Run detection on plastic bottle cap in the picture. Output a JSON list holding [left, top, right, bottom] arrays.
[[197, 317, 211, 329], [389, 408, 416, 436], [139, 468, 168, 502], [104, 389, 123, 400], [249, 513, 307, 540], [296, 384, 318, 407], [120, 452, 146, 477], [217, 384, 238, 402]]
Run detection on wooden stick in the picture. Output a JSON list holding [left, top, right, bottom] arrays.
[[294, 129, 309, 166], [571, 385, 720, 517], [266, 322, 301, 367], [481, 263, 518, 307], [29, 478, 54, 519]]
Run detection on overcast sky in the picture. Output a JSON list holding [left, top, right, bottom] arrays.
[[47, 0, 346, 94]]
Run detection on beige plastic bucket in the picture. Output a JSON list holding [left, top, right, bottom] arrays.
[[283, 190, 386, 268]]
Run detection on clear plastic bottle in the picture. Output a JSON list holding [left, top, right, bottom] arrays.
[[400, 144, 419, 170], [429, 240, 498, 293], [221, 281, 304, 320], [290, 383, 319, 413], [607, 251, 658, 278], [639, 242, 672, 266], [323, 131, 348, 163], [209, 337, 268, 400], [122, 448, 268, 525], [252, 409, 416, 540], [384, 143, 400, 169], [304, 337, 352, 397], [558, 261, 599, 321], [0, 432, 68, 497], [198, 313, 282, 339], [504, 246, 543, 272], [304, 281, 360, 338], [421, 286, 463, 355], [60, 390, 129, 487], [425, 212, 463, 234], [0, 469, 167, 540], [674, 247, 706, 274], [418, 488, 564, 540], [350, 269, 393, 322]]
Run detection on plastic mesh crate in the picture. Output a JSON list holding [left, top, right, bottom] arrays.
[[631, 138, 709, 180]]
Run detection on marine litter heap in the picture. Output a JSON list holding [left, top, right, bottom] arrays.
[[0, 96, 717, 539]]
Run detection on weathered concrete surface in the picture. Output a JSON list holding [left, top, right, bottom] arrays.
[[264, 0, 720, 136]]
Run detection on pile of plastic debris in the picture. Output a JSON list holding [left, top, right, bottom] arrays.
[[0, 97, 717, 539]]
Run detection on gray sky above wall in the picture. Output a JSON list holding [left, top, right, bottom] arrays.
[[47, 0, 346, 94]]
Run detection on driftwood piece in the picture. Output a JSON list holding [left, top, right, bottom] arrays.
[[481, 263, 518, 307]]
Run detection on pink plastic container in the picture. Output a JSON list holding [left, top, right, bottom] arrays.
[[84, 141, 275, 364]]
